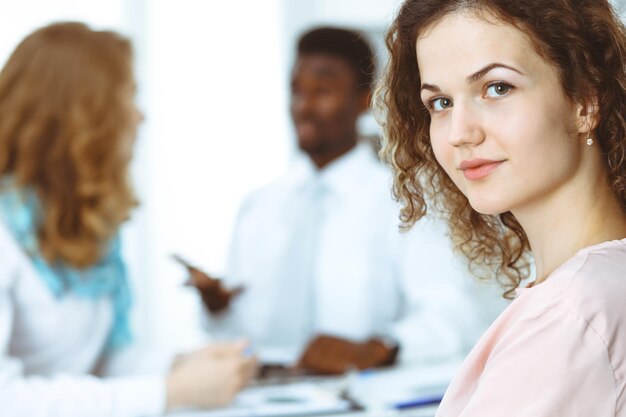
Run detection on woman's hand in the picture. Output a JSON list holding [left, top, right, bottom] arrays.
[[165, 341, 257, 411]]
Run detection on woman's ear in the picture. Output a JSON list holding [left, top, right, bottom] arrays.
[[576, 97, 599, 133]]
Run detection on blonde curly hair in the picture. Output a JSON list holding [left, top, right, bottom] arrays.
[[0, 22, 138, 268]]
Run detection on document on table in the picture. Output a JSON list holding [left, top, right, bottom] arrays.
[[345, 360, 461, 410], [167, 381, 352, 417]]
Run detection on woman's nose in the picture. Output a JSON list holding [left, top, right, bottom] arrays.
[[447, 102, 485, 147]]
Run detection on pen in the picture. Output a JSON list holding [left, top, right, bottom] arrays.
[[393, 394, 443, 410]]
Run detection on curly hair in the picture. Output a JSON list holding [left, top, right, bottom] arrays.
[[0, 22, 138, 268], [376, 0, 626, 298]]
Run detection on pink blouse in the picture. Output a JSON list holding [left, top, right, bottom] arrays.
[[437, 238, 626, 417]]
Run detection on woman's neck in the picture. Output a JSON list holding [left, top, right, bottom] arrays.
[[514, 174, 626, 285]]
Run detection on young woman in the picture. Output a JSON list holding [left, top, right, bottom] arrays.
[[0, 22, 255, 417], [379, 0, 626, 415]]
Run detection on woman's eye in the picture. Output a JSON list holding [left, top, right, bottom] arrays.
[[430, 97, 453, 112], [485, 82, 512, 98]]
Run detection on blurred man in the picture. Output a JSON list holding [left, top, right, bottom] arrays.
[[185, 27, 496, 373]]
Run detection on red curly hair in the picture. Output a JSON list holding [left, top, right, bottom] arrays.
[[0, 22, 138, 268]]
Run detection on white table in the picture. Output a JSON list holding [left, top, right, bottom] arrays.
[[170, 407, 437, 417], [167, 361, 459, 417]]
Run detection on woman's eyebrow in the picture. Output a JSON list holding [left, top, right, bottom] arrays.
[[466, 62, 524, 83], [420, 63, 523, 93], [420, 83, 440, 93]]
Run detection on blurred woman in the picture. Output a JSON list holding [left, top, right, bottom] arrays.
[[379, 0, 626, 415], [0, 22, 255, 417]]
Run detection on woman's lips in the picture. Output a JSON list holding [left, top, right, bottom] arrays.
[[459, 159, 504, 181]]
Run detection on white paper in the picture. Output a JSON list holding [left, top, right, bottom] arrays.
[[168, 382, 352, 417]]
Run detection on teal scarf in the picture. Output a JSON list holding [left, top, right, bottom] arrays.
[[0, 177, 132, 349]]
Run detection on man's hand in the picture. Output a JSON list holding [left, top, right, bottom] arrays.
[[172, 254, 244, 314], [296, 334, 399, 375]]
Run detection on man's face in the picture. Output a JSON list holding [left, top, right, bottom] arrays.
[[290, 53, 368, 157]]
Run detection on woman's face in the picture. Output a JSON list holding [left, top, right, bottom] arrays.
[[416, 12, 590, 216]]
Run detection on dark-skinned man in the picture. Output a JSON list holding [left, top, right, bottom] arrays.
[[181, 27, 490, 375]]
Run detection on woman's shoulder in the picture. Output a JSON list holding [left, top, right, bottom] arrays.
[[566, 238, 626, 304], [538, 239, 626, 309], [557, 239, 626, 377], [514, 239, 626, 361]]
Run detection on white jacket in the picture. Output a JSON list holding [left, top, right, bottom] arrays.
[[0, 222, 165, 417]]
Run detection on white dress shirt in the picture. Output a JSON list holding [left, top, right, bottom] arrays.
[[0, 222, 165, 417], [207, 142, 502, 364]]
